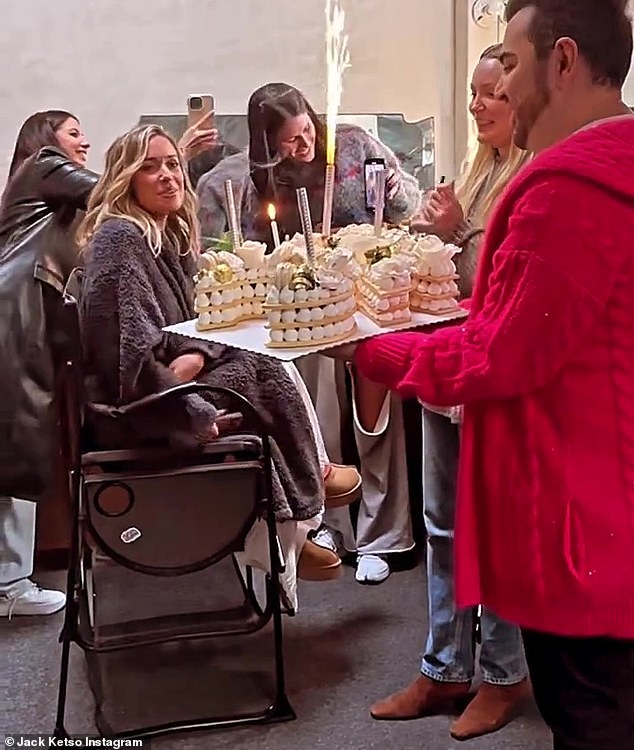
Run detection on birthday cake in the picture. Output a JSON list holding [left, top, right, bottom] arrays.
[[355, 252, 412, 327], [263, 247, 357, 348], [194, 242, 270, 330], [408, 235, 462, 315]]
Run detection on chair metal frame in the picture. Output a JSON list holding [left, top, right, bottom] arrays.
[[52, 291, 295, 741]]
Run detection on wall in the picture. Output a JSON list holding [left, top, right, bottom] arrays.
[[5, 1, 632, 187], [0, 0, 458, 183]]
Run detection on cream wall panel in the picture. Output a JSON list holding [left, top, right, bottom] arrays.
[[0, 0, 456, 181]]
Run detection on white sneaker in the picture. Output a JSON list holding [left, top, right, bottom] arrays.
[[0, 580, 66, 619], [355, 554, 390, 584], [311, 525, 343, 555]]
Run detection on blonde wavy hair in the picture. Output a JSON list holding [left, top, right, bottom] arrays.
[[455, 44, 531, 227], [77, 124, 199, 255]]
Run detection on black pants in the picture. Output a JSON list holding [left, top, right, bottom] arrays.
[[522, 628, 634, 750]]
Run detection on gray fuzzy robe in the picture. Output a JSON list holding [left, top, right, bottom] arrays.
[[80, 218, 323, 521]]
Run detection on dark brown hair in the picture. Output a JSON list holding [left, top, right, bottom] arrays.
[[7, 110, 76, 178], [505, 0, 633, 88], [247, 83, 326, 200]]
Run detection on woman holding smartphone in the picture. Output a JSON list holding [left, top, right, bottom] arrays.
[[197, 82, 420, 242], [197, 83, 421, 584]]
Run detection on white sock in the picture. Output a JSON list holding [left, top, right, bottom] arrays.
[[355, 554, 390, 583]]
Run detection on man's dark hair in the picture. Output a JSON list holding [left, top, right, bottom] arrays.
[[505, 0, 633, 88]]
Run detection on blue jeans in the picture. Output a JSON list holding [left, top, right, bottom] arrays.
[[421, 409, 527, 686]]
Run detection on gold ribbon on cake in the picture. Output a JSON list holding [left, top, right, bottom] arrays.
[[213, 263, 234, 283], [194, 264, 234, 285], [364, 245, 394, 266], [289, 264, 317, 291]]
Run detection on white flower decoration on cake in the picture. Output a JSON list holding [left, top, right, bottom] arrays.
[[265, 241, 308, 271], [367, 256, 412, 291], [235, 240, 266, 268]]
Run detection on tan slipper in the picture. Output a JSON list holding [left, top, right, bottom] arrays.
[[324, 463, 362, 508], [297, 540, 343, 581]]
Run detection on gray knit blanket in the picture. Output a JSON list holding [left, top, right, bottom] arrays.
[[80, 218, 323, 521]]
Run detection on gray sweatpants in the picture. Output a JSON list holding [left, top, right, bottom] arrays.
[[0, 497, 35, 596], [296, 355, 413, 555]]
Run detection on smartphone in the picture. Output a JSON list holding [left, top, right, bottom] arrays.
[[364, 157, 386, 210], [187, 95, 215, 130]]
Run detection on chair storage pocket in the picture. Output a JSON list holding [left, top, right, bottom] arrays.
[[85, 461, 261, 574]]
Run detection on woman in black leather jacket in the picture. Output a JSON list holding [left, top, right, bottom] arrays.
[[0, 110, 97, 617], [0, 109, 223, 501], [0, 111, 98, 502]]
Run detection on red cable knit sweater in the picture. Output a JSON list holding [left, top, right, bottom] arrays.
[[355, 117, 634, 638]]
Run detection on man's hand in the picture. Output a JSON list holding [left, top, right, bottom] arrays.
[[178, 111, 220, 162], [169, 352, 205, 383]]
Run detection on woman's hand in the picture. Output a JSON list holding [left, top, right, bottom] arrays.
[[178, 112, 220, 161], [196, 421, 219, 441], [385, 169, 401, 200], [414, 182, 464, 237], [169, 352, 205, 383], [194, 410, 243, 444]]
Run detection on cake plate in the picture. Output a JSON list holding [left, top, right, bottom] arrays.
[[164, 308, 467, 362]]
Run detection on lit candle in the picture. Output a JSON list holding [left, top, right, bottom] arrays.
[[267, 203, 281, 249]]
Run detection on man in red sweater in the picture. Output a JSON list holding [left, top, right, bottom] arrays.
[[336, 1, 634, 748]]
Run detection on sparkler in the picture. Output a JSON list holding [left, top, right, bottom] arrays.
[[321, 0, 350, 237]]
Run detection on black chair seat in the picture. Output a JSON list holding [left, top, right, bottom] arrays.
[[81, 434, 262, 469]]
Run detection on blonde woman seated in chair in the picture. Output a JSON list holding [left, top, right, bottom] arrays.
[[77, 124, 361, 610]]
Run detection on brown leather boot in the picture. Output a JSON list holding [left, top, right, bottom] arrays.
[[297, 540, 342, 581], [370, 675, 471, 720], [450, 678, 531, 740]]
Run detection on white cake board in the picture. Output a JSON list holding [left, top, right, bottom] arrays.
[[164, 309, 467, 362]]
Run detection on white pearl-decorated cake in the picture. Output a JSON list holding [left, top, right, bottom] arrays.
[[263, 248, 358, 349], [355, 255, 413, 327], [407, 235, 462, 315], [332, 223, 415, 263], [194, 243, 270, 330]]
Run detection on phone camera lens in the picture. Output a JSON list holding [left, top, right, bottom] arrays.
[[190, 96, 203, 110]]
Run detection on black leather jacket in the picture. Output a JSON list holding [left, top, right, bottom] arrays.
[[0, 147, 98, 501]]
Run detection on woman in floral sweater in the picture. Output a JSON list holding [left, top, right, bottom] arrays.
[[196, 82, 420, 242]]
